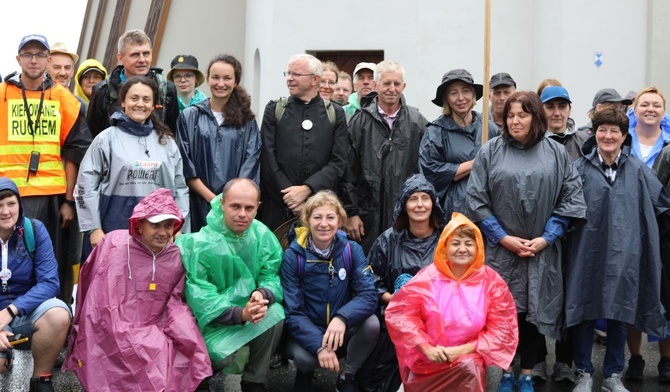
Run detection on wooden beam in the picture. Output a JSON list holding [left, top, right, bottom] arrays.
[[76, 0, 93, 60], [144, 0, 172, 61], [87, 0, 108, 62], [103, 0, 132, 73], [481, 0, 491, 144]]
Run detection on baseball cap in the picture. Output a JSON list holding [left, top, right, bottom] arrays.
[[353, 62, 376, 76], [591, 88, 632, 108], [489, 73, 516, 89], [540, 86, 571, 103], [50, 42, 79, 63], [18, 34, 50, 52], [146, 213, 181, 223]]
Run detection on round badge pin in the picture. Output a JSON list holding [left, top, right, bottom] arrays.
[[338, 268, 347, 281], [302, 119, 313, 130], [0, 268, 11, 281]]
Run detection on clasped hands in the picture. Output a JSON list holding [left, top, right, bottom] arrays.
[[241, 291, 268, 324], [499, 235, 548, 258]]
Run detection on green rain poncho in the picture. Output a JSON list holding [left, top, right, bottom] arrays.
[[176, 195, 284, 365]]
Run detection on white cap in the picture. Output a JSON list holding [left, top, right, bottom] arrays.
[[146, 214, 181, 223]]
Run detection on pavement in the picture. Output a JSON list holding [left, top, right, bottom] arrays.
[[1, 337, 669, 391]]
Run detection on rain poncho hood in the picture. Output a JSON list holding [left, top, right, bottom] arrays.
[[128, 188, 184, 234], [74, 58, 107, 103], [391, 174, 447, 230], [385, 213, 518, 391], [176, 194, 284, 365], [433, 212, 485, 281], [64, 192, 211, 391]]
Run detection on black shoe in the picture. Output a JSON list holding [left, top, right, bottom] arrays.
[[294, 369, 314, 392], [195, 376, 212, 391], [241, 380, 268, 392], [659, 357, 670, 384], [336, 372, 359, 392], [29, 374, 55, 392], [625, 355, 645, 381]]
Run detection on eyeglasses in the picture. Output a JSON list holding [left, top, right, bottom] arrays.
[[19, 52, 49, 60], [172, 73, 196, 81], [283, 71, 314, 78], [320, 81, 336, 87]]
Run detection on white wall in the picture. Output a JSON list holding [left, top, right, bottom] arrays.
[[244, 0, 654, 127]]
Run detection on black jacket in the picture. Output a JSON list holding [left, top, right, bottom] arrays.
[[86, 65, 179, 137]]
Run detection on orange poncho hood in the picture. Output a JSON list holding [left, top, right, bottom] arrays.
[[433, 212, 485, 281]]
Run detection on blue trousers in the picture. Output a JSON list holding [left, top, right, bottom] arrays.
[[572, 319, 628, 377]]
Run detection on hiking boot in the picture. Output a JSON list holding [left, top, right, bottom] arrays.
[[602, 373, 629, 392], [572, 370, 592, 392], [624, 355, 645, 381], [294, 369, 315, 392], [496, 372, 515, 392], [29, 374, 55, 392], [335, 372, 359, 392], [658, 357, 670, 384], [531, 361, 548, 382], [553, 361, 575, 383], [240, 380, 267, 392], [516, 374, 535, 392]]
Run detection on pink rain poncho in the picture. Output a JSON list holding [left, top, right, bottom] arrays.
[[63, 188, 212, 391], [385, 213, 518, 392]]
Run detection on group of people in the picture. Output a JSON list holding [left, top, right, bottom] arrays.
[[0, 26, 669, 392]]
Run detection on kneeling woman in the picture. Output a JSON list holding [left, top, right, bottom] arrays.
[[281, 190, 379, 391], [64, 189, 211, 391], [385, 213, 518, 392]]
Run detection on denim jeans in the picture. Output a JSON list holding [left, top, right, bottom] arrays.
[[572, 319, 628, 377]]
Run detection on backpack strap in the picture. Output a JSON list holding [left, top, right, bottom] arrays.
[[155, 73, 169, 121], [296, 252, 306, 282], [22, 217, 36, 261], [274, 97, 289, 123], [342, 241, 352, 275], [323, 99, 336, 131]]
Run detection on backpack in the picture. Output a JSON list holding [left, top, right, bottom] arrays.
[[296, 241, 352, 282], [22, 217, 36, 261], [274, 97, 336, 130], [105, 72, 170, 122]]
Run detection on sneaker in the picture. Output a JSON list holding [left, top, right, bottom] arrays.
[[572, 370, 593, 392], [29, 374, 55, 392], [294, 369, 315, 392], [531, 361, 548, 382], [240, 380, 268, 392], [594, 328, 608, 345], [335, 372, 359, 392], [658, 357, 670, 384], [553, 361, 576, 383], [602, 373, 629, 392], [496, 372, 515, 392], [516, 374, 535, 392], [624, 355, 645, 381]]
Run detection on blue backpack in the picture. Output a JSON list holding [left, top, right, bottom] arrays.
[[22, 217, 36, 261]]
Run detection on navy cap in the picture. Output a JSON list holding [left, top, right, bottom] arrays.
[[18, 34, 50, 52], [540, 85, 571, 103]]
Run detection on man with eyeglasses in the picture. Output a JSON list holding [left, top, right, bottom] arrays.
[[258, 54, 348, 231], [0, 35, 91, 384], [166, 54, 207, 112], [87, 29, 179, 137]]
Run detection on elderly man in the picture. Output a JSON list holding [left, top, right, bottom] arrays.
[[258, 54, 348, 231], [87, 29, 178, 137], [46, 42, 78, 88], [0, 177, 71, 392], [489, 72, 516, 129], [342, 60, 427, 253], [343, 62, 376, 117], [0, 34, 91, 305], [64, 188, 212, 392], [177, 178, 284, 392]]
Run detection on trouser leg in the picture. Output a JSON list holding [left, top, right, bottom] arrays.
[[571, 320, 596, 374], [243, 320, 284, 383], [602, 319, 628, 377], [342, 314, 380, 374]]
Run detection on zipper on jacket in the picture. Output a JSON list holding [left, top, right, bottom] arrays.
[[307, 258, 335, 325]]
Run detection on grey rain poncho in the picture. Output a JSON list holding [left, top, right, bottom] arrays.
[[465, 136, 586, 339], [565, 136, 670, 337]]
